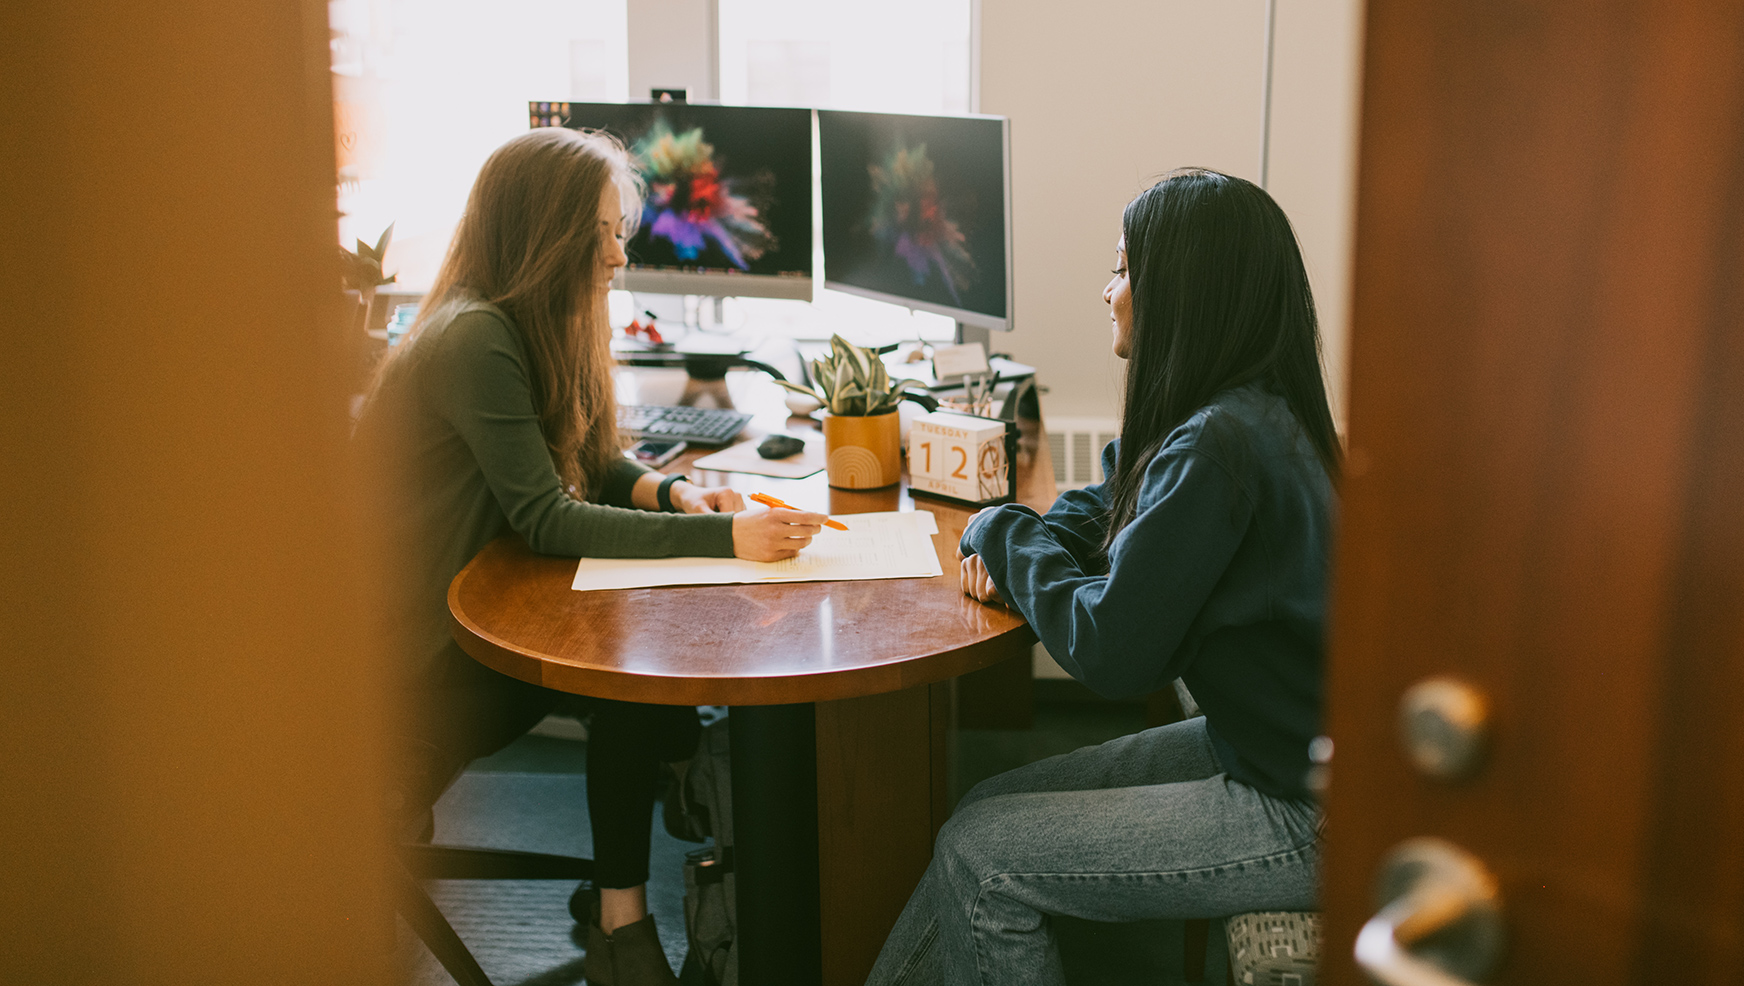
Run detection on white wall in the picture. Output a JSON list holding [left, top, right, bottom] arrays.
[[628, 0, 719, 100], [979, 0, 1364, 427], [718, 0, 971, 112], [1267, 0, 1366, 429]]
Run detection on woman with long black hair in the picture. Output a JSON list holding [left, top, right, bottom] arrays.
[[866, 169, 1339, 985]]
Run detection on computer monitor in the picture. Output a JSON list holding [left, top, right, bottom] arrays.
[[530, 101, 813, 300], [818, 110, 1012, 331]]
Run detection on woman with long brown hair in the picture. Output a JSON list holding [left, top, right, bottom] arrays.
[[358, 127, 822, 986]]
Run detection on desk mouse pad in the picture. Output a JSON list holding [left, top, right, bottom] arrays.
[[692, 435, 824, 479]]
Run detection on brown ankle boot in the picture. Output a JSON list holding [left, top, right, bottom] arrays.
[[584, 913, 679, 986]]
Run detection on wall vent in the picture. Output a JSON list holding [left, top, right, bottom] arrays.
[[1045, 418, 1121, 489]]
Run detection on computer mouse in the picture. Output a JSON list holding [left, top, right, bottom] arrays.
[[757, 435, 806, 459]]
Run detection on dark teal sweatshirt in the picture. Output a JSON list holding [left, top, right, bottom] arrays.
[[962, 384, 1334, 799]]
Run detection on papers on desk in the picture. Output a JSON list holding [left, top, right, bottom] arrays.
[[879, 352, 1037, 391], [570, 510, 943, 591]]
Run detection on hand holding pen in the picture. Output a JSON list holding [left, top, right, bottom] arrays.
[[731, 496, 831, 562], [749, 492, 848, 530]]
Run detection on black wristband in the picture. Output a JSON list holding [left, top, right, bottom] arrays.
[[656, 473, 688, 513]]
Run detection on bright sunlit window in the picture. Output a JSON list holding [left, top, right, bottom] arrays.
[[331, 0, 628, 288], [331, 0, 973, 342]]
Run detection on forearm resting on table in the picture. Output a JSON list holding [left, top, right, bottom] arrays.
[[629, 470, 667, 511], [631, 470, 702, 511], [630, 471, 749, 519]]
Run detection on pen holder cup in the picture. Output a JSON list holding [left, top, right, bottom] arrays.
[[822, 410, 902, 490]]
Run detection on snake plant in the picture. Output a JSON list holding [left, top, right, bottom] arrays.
[[776, 334, 918, 416], [340, 223, 397, 294]]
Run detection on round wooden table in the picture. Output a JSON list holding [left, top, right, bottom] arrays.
[[447, 365, 1056, 986], [448, 504, 1034, 707]]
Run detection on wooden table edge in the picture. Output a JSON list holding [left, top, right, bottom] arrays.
[[448, 562, 1039, 707]]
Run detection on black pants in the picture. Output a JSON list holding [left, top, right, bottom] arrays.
[[401, 647, 700, 889]]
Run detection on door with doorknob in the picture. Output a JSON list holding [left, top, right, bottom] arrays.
[[1318, 1, 1744, 983]]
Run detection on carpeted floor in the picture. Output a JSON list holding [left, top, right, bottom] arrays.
[[397, 768, 696, 985], [398, 698, 1228, 986]]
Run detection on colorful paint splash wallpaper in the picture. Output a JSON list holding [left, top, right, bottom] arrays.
[[820, 110, 1008, 322], [634, 121, 774, 270], [867, 143, 975, 304], [534, 102, 812, 280]]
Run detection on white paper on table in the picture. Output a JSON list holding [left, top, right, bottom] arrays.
[[571, 510, 942, 591]]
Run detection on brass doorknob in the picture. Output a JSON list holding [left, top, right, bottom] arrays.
[[1399, 678, 1490, 781], [1355, 837, 1506, 985]]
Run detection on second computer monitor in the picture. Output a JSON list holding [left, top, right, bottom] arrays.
[[819, 110, 1012, 331], [532, 101, 813, 300]]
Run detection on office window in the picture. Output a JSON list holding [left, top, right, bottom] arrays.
[[331, 0, 976, 342], [330, 0, 629, 289]]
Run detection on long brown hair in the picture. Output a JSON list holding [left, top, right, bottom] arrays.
[[376, 128, 641, 496]]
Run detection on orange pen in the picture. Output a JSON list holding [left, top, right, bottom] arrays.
[[748, 492, 848, 531]]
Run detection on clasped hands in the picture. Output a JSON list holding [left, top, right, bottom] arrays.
[[958, 505, 1005, 607]]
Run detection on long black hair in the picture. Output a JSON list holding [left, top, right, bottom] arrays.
[[1104, 169, 1340, 549]]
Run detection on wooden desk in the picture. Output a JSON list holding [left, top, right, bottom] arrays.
[[448, 367, 1056, 986]]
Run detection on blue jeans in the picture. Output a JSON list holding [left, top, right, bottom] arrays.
[[865, 717, 1321, 986]]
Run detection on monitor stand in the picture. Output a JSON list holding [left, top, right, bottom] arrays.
[[677, 366, 735, 410], [955, 321, 992, 350], [676, 295, 736, 409]]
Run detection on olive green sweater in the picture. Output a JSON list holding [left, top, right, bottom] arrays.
[[357, 295, 735, 681]]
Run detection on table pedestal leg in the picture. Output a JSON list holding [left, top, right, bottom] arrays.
[[729, 703, 821, 985], [814, 681, 954, 986], [728, 683, 954, 986]]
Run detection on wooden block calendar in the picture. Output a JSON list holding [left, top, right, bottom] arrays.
[[907, 410, 1016, 506]]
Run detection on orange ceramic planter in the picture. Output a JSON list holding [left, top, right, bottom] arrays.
[[822, 410, 902, 489]]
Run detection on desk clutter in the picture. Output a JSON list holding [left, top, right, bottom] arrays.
[[570, 510, 941, 591], [878, 348, 1037, 393]]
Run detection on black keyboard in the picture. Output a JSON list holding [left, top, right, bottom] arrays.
[[617, 404, 752, 445]]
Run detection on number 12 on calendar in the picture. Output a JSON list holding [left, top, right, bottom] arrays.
[[908, 410, 1013, 506]]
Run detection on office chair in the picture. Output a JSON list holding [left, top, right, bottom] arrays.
[[391, 740, 595, 986], [1177, 912, 1321, 985], [1223, 911, 1320, 984]]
